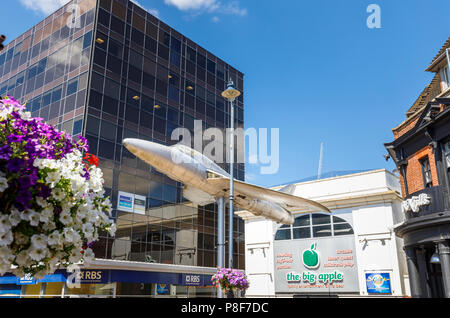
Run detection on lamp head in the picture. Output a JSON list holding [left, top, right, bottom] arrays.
[[430, 245, 441, 264], [221, 79, 241, 101]]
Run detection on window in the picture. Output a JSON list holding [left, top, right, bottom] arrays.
[[110, 16, 125, 35], [73, 118, 83, 135], [441, 66, 450, 89], [275, 225, 291, 241], [420, 157, 433, 188], [443, 140, 450, 184], [275, 213, 353, 241], [108, 39, 123, 59], [83, 30, 93, 49], [312, 214, 331, 237], [66, 78, 78, 96]]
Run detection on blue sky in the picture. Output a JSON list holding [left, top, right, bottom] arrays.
[[3, 0, 450, 187]]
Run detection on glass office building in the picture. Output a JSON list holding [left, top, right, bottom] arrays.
[[0, 0, 245, 297]]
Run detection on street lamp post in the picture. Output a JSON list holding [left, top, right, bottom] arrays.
[[221, 79, 241, 271], [216, 196, 225, 298]]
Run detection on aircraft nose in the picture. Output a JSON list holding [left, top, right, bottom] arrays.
[[122, 138, 173, 165], [122, 138, 144, 155]]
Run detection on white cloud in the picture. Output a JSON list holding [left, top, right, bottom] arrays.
[[19, 0, 71, 15], [147, 8, 160, 18], [215, 1, 247, 16], [131, 0, 160, 18], [211, 16, 220, 23], [164, 0, 217, 11], [165, 0, 247, 17]]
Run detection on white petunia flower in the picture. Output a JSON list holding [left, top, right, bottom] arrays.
[[63, 228, 80, 243], [83, 248, 95, 261], [9, 208, 22, 227], [42, 221, 56, 232], [51, 188, 66, 201], [58, 210, 72, 226], [15, 250, 31, 267], [48, 231, 61, 246], [82, 223, 94, 238], [29, 211, 40, 227], [20, 209, 33, 221], [0, 247, 13, 263], [0, 231, 13, 246], [0, 262, 10, 275], [68, 249, 82, 263], [0, 215, 11, 234], [35, 196, 47, 208], [106, 223, 117, 236], [39, 206, 54, 223], [31, 234, 48, 249], [29, 247, 48, 261], [0, 177, 8, 192]]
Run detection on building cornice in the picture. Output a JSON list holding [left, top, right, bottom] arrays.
[[271, 169, 395, 190]]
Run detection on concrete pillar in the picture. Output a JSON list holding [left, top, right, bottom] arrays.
[[438, 241, 450, 298], [404, 246, 423, 298]]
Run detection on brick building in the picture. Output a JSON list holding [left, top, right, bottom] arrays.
[[385, 37, 450, 298]]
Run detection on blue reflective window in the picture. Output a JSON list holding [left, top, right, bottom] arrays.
[[27, 66, 37, 80], [66, 78, 78, 96], [51, 86, 62, 103], [37, 58, 47, 74], [170, 51, 180, 68], [168, 85, 179, 102], [83, 30, 93, 49], [31, 97, 41, 112], [42, 92, 51, 107], [73, 119, 83, 135]]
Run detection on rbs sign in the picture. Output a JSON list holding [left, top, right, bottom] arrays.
[[183, 274, 202, 286]]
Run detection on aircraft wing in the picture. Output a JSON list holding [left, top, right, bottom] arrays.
[[206, 177, 330, 214]]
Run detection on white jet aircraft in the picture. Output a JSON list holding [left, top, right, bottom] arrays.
[[123, 139, 330, 225]]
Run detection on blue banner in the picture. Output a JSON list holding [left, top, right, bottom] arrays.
[[0, 270, 213, 287]]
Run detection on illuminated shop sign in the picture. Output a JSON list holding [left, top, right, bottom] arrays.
[[157, 284, 170, 295], [182, 274, 202, 286], [118, 191, 146, 215], [18, 274, 36, 285], [366, 273, 391, 294], [274, 236, 359, 293]]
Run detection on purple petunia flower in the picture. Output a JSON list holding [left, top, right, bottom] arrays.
[[7, 158, 25, 173]]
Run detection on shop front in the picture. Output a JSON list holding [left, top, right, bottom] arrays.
[[239, 169, 409, 297], [273, 213, 361, 297], [0, 268, 215, 298]]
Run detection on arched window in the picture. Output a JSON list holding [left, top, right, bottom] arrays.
[[274, 213, 354, 241]]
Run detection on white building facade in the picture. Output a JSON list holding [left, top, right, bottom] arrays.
[[236, 169, 411, 297]]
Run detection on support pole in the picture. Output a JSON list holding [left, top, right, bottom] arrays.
[[229, 97, 235, 269], [217, 197, 225, 298]]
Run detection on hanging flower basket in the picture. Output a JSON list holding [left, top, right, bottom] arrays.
[[211, 267, 249, 295], [0, 96, 116, 279]]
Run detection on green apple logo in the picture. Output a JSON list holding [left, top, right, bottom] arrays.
[[302, 243, 320, 269]]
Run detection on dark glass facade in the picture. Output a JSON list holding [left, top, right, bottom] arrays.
[[0, 0, 245, 269]]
